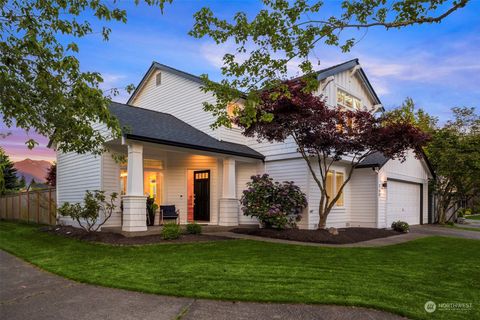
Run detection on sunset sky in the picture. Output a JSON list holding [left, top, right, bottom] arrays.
[[1, 0, 479, 162]]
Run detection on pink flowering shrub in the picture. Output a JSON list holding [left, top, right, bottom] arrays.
[[240, 174, 307, 229]]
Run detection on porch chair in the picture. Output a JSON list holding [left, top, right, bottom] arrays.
[[160, 205, 180, 225]]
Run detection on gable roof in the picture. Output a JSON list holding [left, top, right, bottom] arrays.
[[315, 59, 382, 108], [127, 59, 383, 108], [127, 62, 203, 105], [109, 102, 264, 160], [356, 150, 435, 178]]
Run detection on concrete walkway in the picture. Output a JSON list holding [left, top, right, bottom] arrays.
[[205, 225, 480, 247], [0, 251, 406, 320]]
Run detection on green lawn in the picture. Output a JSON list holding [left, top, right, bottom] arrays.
[[0, 221, 478, 320], [466, 215, 480, 221]]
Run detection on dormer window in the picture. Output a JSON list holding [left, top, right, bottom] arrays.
[[155, 72, 162, 86], [337, 89, 361, 110]]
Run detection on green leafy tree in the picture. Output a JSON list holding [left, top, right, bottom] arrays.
[[0, 147, 20, 194], [1, 0, 171, 154], [387, 103, 480, 223], [430, 107, 480, 223], [190, 0, 470, 127], [385, 97, 438, 134]]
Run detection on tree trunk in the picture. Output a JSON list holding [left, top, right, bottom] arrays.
[[317, 200, 329, 229]]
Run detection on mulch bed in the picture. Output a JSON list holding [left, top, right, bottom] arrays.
[[41, 225, 231, 245], [231, 227, 401, 244]]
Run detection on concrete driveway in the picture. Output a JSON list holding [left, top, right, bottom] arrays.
[[0, 250, 405, 320], [410, 225, 480, 240]]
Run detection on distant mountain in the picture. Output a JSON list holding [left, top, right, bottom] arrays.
[[14, 159, 52, 184]]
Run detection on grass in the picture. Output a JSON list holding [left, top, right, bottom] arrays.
[[0, 221, 479, 320], [466, 215, 480, 221]]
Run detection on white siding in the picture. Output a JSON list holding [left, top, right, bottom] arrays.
[[131, 68, 249, 146], [382, 151, 430, 182], [57, 151, 101, 205], [101, 152, 122, 227], [349, 168, 377, 227], [265, 159, 309, 229], [236, 162, 261, 225], [56, 150, 102, 227]]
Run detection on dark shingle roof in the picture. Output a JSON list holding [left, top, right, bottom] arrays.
[[109, 102, 264, 160], [356, 151, 390, 168], [356, 150, 435, 178]]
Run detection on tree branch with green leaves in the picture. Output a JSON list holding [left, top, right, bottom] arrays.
[[0, 0, 171, 154], [190, 0, 470, 128]]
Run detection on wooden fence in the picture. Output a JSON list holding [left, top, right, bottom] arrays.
[[0, 188, 56, 225]]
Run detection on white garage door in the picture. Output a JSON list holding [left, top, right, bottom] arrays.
[[387, 180, 420, 226]]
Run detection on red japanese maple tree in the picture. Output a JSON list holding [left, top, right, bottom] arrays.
[[235, 80, 430, 229]]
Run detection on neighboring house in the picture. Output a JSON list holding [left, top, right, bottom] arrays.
[[56, 59, 435, 232]]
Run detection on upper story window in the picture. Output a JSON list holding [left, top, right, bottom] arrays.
[[155, 72, 162, 86], [337, 89, 362, 110], [226, 103, 241, 128]]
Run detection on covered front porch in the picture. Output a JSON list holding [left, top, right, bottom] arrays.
[[104, 103, 263, 232], [114, 140, 261, 232]]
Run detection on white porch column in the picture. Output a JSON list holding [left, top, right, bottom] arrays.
[[219, 158, 239, 226], [122, 142, 147, 232]]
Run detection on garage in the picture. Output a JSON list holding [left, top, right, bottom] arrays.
[[386, 179, 422, 226]]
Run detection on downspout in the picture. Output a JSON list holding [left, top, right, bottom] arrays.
[[374, 166, 380, 228]]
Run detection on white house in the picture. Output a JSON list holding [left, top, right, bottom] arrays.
[[56, 59, 435, 232]]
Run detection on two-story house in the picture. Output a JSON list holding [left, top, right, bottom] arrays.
[[56, 59, 434, 232]]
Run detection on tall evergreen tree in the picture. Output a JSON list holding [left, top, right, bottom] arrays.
[[45, 163, 57, 187], [0, 147, 20, 194], [18, 175, 26, 189]]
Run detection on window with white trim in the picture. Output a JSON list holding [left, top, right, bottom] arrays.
[[326, 170, 345, 207], [337, 88, 362, 110]]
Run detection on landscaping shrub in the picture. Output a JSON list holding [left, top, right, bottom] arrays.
[[391, 221, 410, 233], [161, 222, 181, 240], [186, 222, 202, 234], [58, 190, 117, 232], [240, 174, 307, 229], [458, 208, 472, 217]]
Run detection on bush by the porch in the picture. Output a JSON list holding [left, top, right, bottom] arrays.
[[240, 174, 307, 229], [391, 221, 409, 233], [162, 222, 181, 240], [57, 190, 117, 232], [186, 222, 202, 234]]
